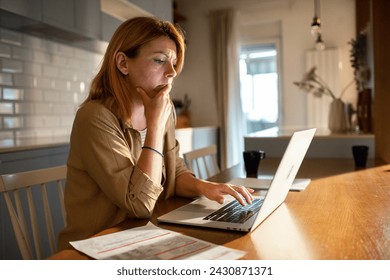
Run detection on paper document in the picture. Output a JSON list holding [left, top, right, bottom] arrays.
[[70, 222, 245, 260]]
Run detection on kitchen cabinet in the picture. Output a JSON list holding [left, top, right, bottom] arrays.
[[75, 0, 101, 39], [0, 0, 42, 22], [101, 12, 121, 42], [0, 144, 69, 174], [1, 0, 175, 54], [0, 0, 101, 41], [43, 0, 101, 40], [42, 0, 74, 34], [127, 0, 173, 21]]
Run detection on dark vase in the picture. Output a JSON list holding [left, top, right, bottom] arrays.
[[357, 88, 372, 133]]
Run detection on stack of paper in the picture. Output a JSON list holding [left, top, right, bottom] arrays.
[[70, 222, 245, 260]]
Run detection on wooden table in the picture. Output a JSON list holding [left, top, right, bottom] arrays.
[[49, 158, 390, 260]]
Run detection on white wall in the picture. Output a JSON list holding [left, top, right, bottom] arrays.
[[172, 0, 356, 128]]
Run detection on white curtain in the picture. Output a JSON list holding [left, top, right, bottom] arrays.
[[209, 8, 244, 169]]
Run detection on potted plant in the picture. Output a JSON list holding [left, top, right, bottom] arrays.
[[349, 30, 372, 133], [294, 66, 348, 133], [349, 31, 370, 92]]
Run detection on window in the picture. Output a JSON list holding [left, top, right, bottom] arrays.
[[239, 44, 279, 133]]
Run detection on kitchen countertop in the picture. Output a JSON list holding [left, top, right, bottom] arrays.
[[245, 126, 375, 158], [246, 126, 375, 139], [0, 136, 70, 153], [0, 126, 219, 153]]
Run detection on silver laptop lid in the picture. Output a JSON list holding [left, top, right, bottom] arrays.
[[250, 128, 316, 231]]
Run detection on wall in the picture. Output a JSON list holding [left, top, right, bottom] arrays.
[[173, 0, 356, 128], [0, 27, 103, 142]]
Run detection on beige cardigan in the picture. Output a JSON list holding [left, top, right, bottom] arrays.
[[57, 101, 191, 251]]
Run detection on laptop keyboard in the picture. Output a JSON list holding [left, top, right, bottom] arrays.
[[203, 198, 263, 224]]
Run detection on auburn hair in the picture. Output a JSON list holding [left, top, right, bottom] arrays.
[[83, 17, 186, 121]]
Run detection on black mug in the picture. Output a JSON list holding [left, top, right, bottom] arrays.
[[243, 150, 266, 178], [352, 145, 369, 168]]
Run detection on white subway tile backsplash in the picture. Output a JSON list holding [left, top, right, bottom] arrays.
[[43, 90, 60, 102], [3, 116, 23, 128], [33, 50, 53, 64], [0, 43, 11, 58], [0, 28, 22, 46], [77, 71, 93, 82], [34, 102, 53, 114], [73, 93, 80, 104], [92, 54, 103, 65], [24, 115, 45, 128], [0, 58, 23, 73], [36, 129, 55, 137], [43, 65, 59, 78], [51, 103, 67, 114], [52, 79, 68, 91], [44, 115, 61, 127], [3, 88, 23, 100], [15, 129, 37, 138], [34, 76, 51, 89], [59, 91, 74, 103], [24, 62, 43, 75], [14, 74, 33, 87], [57, 44, 74, 57], [53, 128, 71, 137], [52, 54, 67, 67], [0, 73, 13, 86], [0, 27, 103, 140], [61, 116, 76, 127], [15, 102, 34, 114], [66, 57, 83, 69], [66, 80, 81, 92], [59, 68, 77, 80], [12, 46, 34, 61], [0, 131, 14, 139], [0, 102, 13, 114], [22, 34, 44, 50], [79, 81, 87, 93], [67, 104, 78, 113], [74, 48, 90, 60], [24, 89, 43, 101]]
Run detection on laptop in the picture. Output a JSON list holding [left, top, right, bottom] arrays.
[[157, 128, 316, 232]]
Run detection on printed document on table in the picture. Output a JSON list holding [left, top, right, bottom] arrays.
[[70, 222, 246, 260]]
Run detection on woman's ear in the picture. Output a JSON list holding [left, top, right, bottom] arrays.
[[115, 52, 129, 75]]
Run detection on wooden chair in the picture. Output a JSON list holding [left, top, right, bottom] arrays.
[[0, 165, 67, 259], [183, 145, 220, 179]]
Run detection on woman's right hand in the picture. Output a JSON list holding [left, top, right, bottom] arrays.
[[136, 85, 173, 131]]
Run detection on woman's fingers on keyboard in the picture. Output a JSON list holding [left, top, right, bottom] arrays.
[[227, 184, 254, 206]]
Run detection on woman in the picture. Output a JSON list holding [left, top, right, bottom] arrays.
[[57, 17, 254, 251]]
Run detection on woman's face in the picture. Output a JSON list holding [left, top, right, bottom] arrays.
[[126, 36, 178, 98]]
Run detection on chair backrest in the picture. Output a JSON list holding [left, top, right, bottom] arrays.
[[0, 165, 67, 259], [183, 145, 220, 179]]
